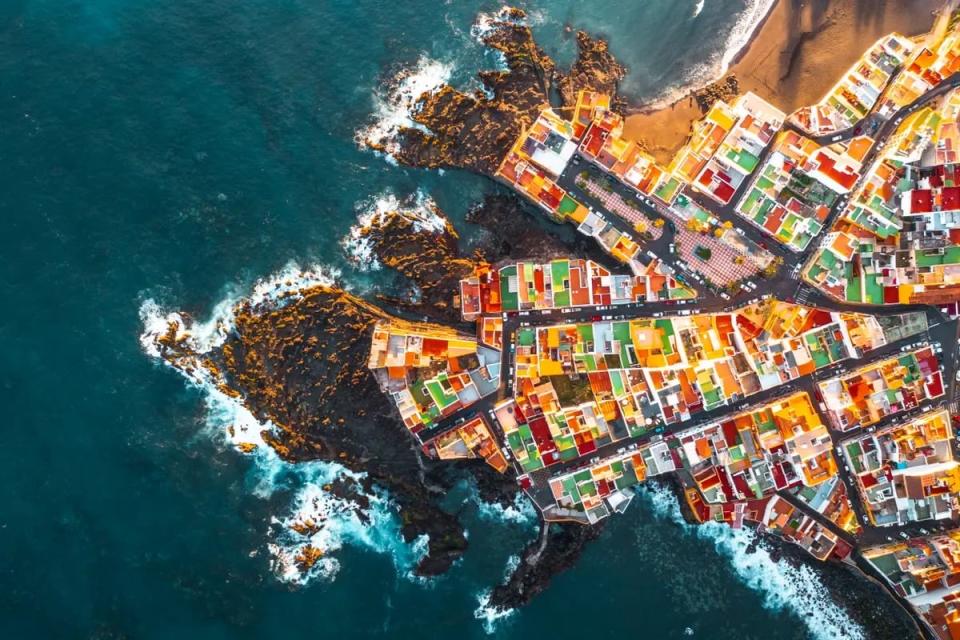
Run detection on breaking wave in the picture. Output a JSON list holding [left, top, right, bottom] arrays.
[[470, 6, 528, 43], [355, 55, 454, 162], [341, 189, 448, 271], [267, 462, 430, 585], [138, 262, 342, 450], [474, 589, 517, 635], [139, 261, 340, 359], [473, 553, 522, 634], [645, 0, 776, 109], [637, 484, 865, 640], [139, 264, 427, 586], [474, 491, 538, 528]]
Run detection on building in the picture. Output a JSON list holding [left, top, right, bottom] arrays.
[[843, 408, 960, 526], [735, 131, 872, 251], [792, 33, 916, 135], [368, 323, 501, 439], [817, 345, 944, 431]]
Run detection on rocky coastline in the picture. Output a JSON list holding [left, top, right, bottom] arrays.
[[366, 8, 627, 175], [148, 192, 616, 590], [146, 6, 937, 633], [657, 476, 923, 640]]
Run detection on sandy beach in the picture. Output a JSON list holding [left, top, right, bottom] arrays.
[[623, 0, 945, 163]]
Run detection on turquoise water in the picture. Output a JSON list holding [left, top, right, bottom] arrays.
[[2, 1, 852, 638]]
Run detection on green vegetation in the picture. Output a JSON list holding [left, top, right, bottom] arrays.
[[549, 375, 595, 406]]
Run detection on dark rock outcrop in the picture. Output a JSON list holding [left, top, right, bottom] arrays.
[[467, 194, 621, 269], [488, 521, 606, 611], [385, 10, 555, 174], [692, 76, 740, 114], [370, 8, 627, 175], [156, 284, 470, 576], [556, 31, 628, 113], [358, 205, 475, 324]]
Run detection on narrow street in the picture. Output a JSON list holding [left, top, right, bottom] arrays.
[[422, 69, 960, 640]]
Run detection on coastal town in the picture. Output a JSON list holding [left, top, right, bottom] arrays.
[[366, 8, 960, 639]]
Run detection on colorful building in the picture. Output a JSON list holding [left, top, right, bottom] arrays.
[[804, 99, 955, 305], [864, 529, 960, 640], [735, 131, 872, 251], [579, 106, 681, 204], [842, 408, 960, 526], [368, 323, 501, 439], [458, 258, 694, 321], [433, 415, 509, 473], [547, 449, 649, 523], [817, 345, 944, 431], [692, 92, 785, 204], [675, 392, 837, 503], [792, 33, 916, 135], [496, 108, 589, 223], [505, 302, 887, 469]]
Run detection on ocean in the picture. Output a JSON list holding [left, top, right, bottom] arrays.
[[0, 0, 858, 638]]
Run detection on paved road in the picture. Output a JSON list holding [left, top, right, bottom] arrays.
[[515, 317, 958, 509], [416, 70, 960, 640]]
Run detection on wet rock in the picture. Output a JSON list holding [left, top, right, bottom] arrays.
[[380, 8, 627, 175], [487, 521, 606, 611], [556, 31, 627, 113], [358, 205, 475, 324], [294, 545, 324, 572], [692, 76, 740, 113]]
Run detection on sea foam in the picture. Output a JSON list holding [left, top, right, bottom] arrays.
[[470, 7, 528, 43], [355, 55, 454, 162], [267, 462, 430, 585], [474, 589, 517, 635], [139, 264, 427, 587], [473, 552, 523, 634], [644, 0, 776, 109], [341, 189, 447, 271], [638, 484, 865, 640], [474, 490, 538, 528], [139, 262, 340, 360]]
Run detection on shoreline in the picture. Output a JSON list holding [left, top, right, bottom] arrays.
[[727, 0, 779, 73], [623, 0, 945, 163], [653, 477, 924, 639], [628, 0, 779, 114]]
